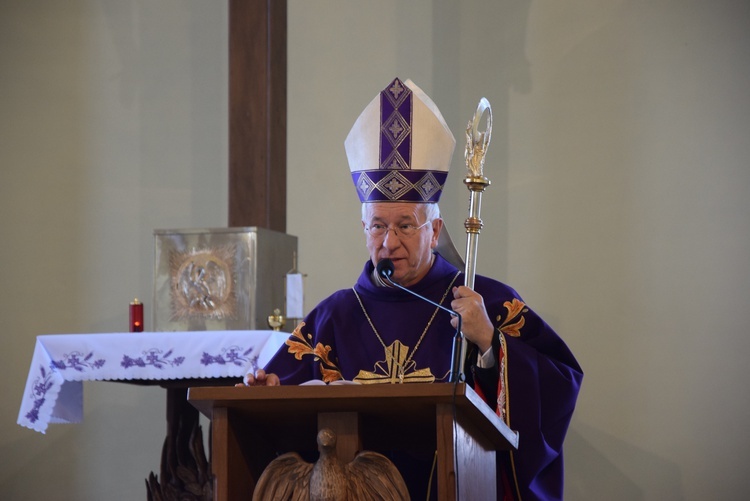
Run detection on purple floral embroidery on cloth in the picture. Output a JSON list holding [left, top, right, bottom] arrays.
[[51, 351, 106, 372], [25, 366, 55, 423], [201, 345, 258, 371], [121, 348, 185, 369]]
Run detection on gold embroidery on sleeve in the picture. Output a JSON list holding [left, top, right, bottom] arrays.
[[496, 298, 528, 338], [284, 321, 343, 382]]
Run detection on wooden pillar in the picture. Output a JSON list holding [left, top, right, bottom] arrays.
[[228, 0, 287, 231]]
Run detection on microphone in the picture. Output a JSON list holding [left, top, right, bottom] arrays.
[[375, 258, 395, 280], [376, 258, 464, 383]]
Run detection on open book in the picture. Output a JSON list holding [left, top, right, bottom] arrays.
[[299, 379, 361, 386]]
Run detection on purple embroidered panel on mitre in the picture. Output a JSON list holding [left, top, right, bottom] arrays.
[[352, 170, 447, 202], [380, 77, 412, 171]]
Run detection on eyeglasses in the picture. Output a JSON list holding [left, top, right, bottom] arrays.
[[365, 220, 432, 239]]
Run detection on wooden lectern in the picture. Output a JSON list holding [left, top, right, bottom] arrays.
[[188, 383, 518, 500]]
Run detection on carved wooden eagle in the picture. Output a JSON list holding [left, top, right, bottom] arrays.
[[252, 428, 410, 501]]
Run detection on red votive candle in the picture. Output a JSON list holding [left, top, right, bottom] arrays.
[[130, 298, 144, 332]]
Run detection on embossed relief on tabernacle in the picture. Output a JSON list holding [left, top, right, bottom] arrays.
[[169, 245, 237, 321]]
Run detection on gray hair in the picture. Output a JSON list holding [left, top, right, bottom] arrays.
[[361, 203, 441, 223]]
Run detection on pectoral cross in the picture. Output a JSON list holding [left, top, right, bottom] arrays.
[[353, 341, 435, 384]]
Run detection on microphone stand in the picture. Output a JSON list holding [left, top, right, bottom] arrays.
[[379, 268, 464, 383]]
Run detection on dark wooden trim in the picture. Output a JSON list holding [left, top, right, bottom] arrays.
[[228, 0, 287, 231]]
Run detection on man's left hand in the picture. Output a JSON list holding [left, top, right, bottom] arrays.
[[450, 286, 494, 353]]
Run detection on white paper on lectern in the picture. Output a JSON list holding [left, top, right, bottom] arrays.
[[299, 379, 361, 386]]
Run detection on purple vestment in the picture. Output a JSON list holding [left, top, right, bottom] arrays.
[[264, 253, 582, 500]]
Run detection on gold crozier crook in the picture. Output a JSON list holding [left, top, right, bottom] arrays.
[[458, 98, 493, 380]]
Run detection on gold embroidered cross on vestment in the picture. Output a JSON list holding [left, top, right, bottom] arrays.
[[351, 271, 460, 384]]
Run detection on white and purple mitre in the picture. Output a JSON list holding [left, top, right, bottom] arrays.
[[345, 77, 456, 203]]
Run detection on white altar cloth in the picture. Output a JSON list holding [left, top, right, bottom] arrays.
[[17, 330, 289, 433]]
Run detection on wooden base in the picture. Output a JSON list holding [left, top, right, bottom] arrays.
[[189, 383, 518, 501]]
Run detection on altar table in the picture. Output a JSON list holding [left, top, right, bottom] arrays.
[[17, 330, 288, 433]]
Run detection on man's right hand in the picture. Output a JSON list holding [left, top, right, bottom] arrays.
[[235, 368, 281, 387]]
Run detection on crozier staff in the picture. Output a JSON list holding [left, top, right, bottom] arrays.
[[241, 78, 582, 501]]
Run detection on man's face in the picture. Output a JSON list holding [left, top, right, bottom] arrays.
[[362, 202, 442, 287]]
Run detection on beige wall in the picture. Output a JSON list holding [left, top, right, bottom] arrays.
[[2, 0, 749, 499], [1, 1, 228, 498]]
